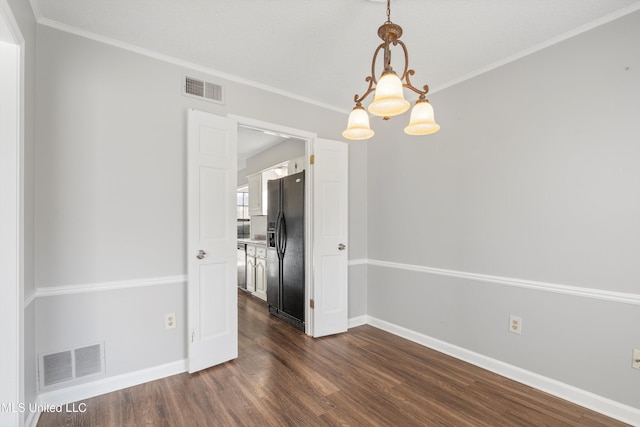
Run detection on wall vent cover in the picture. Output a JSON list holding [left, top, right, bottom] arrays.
[[39, 343, 105, 390], [183, 76, 224, 104]]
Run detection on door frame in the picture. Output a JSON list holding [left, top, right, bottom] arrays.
[[0, 2, 24, 425], [228, 115, 317, 335]]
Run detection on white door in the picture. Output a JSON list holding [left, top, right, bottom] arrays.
[[312, 138, 349, 337], [187, 109, 238, 373]]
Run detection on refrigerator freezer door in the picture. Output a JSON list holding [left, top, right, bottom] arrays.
[[266, 178, 281, 250], [280, 172, 305, 323]]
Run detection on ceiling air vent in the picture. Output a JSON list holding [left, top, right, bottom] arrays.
[[184, 76, 224, 104]]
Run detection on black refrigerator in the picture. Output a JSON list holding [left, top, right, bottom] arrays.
[[266, 171, 305, 331]]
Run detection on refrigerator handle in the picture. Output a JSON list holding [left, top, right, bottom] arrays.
[[279, 213, 287, 256], [274, 212, 282, 255]]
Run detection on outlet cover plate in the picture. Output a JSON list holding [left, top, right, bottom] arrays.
[[633, 348, 640, 369], [165, 312, 176, 330], [509, 315, 522, 335]]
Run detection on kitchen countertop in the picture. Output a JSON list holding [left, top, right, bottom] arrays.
[[238, 238, 267, 246]]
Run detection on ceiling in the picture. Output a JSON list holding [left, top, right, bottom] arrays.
[[29, 0, 640, 165], [237, 126, 305, 171], [30, 0, 640, 114]]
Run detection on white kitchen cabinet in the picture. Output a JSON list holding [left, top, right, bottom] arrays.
[[245, 244, 267, 301], [247, 173, 262, 216], [255, 257, 267, 301], [246, 256, 256, 293]]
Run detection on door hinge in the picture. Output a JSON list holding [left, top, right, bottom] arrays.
[[309, 154, 315, 165], [191, 329, 195, 342], [309, 299, 315, 309]]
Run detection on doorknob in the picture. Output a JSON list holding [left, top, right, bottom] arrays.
[[196, 249, 207, 259], [338, 243, 346, 251]]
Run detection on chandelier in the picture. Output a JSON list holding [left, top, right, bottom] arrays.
[[342, 0, 440, 140]]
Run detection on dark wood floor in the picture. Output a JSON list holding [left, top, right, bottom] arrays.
[[39, 290, 627, 426]]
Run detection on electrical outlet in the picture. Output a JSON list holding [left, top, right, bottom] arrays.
[[165, 312, 176, 330], [509, 315, 522, 335], [633, 349, 640, 370]]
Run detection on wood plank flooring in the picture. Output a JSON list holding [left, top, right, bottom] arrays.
[[38, 290, 628, 426]]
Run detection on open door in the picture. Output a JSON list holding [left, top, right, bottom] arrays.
[[311, 138, 349, 337], [187, 109, 238, 373]]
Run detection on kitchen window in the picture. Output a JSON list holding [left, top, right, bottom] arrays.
[[237, 187, 250, 238]]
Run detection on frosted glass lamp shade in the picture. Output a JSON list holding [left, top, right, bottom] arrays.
[[342, 106, 375, 140], [404, 100, 440, 135], [367, 71, 410, 117]]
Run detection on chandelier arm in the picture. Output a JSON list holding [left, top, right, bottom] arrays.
[[403, 69, 429, 96], [353, 76, 376, 105]]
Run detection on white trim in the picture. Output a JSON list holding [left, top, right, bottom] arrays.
[[36, 359, 187, 407], [367, 259, 640, 306], [347, 258, 368, 266], [366, 315, 640, 426], [25, 410, 38, 427], [348, 315, 367, 329], [36, 18, 348, 115], [27, 0, 42, 21], [23, 289, 36, 308], [0, 4, 23, 426], [430, 2, 640, 94], [228, 115, 317, 141], [34, 275, 186, 298]]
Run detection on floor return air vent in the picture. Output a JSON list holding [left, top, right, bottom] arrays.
[[38, 343, 105, 389]]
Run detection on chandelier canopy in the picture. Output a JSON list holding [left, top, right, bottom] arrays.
[[342, 0, 440, 140]]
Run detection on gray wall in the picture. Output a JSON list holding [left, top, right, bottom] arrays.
[[33, 24, 368, 393], [26, 1, 639, 416], [238, 138, 306, 187], [366, 10, 640, 408], [347, 141, 368, 318]]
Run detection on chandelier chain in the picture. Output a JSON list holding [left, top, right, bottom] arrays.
[[386, 0, 391, 22]]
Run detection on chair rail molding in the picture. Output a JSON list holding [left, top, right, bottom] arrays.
[[31, 275, 187, 302], [367, 259, 640, 306]]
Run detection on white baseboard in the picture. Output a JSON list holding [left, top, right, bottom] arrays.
[[348, 315, 367, 329], [25, 359, 186, 427], [25, 410, 38, 427], [366, 315, 640, 426], [36, 359, 187, 407]]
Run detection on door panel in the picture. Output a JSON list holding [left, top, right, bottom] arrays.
[[312, 139, 349, 337], [187, 109, 238, 373]]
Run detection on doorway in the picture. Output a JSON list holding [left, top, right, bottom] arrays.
[[233, 116, 314, 333], [187, 111, 349, 374]]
